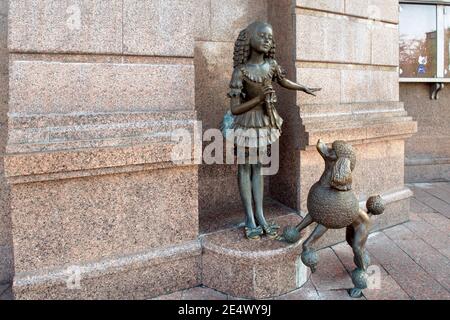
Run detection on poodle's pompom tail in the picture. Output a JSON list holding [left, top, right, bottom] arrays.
[[366, 195, 385, 216]]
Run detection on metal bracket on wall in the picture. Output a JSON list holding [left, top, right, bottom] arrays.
[[430, 83, 444, 100]]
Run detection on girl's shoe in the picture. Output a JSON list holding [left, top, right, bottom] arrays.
[[245, 226, 263, 240], [262, 222, 280, 239]]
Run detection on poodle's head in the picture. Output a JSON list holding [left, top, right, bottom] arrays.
[[316, 140, 356, 191]]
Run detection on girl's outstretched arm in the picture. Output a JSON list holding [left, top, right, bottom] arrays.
[[278, 78, 321, 96]]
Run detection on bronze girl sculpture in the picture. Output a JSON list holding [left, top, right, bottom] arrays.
[[224, 21, 320, 240]]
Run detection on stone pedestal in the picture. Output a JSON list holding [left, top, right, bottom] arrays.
[[202, 214, 308, 299]]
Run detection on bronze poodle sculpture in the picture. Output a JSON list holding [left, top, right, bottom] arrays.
[[280, 139, 385, 298]]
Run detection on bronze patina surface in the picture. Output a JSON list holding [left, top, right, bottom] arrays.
[[225, 21, 320, 241], [281, 140, 386, 298]]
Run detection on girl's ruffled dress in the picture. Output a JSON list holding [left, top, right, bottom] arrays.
[[222, 59, 286, 155]]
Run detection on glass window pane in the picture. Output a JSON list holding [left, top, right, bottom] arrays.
[[445, 7, 450, 77], [399, 4, 437, 78]]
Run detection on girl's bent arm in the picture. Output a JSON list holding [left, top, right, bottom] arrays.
[[231, 96, 264, 115]]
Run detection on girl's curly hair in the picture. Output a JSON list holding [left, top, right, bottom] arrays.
[[233, 22, 276, 68]]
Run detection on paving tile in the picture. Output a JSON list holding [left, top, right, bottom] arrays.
[[410, 198, 437, 214], [398, 239, 450, 291], [0, 284, 7, 295], [227, 296, 251, 300], [330, 243, 355, 271], [411, 186, 450, 218], [332, 241, 388, 276], [363, 275, 410, 300], [310, 247, 353, 291], [423, 200, 450, 218], [181, 287, 228, 300], [409, 211, 423, 222], [383, 224, 419, 242], [440, 248, 450, 261], [404, 220, 450, 259], [366, 232, 450, 300], [433, 182, 450, 195], [152, 291, 183, 300], [416, 212, 450, 234], [410, 186, 436, 204], [435, 182, 450, 194], [277, 280, 320, 300], [410, 185, 434, 200], [332, 240, 410, 300], [0, 284, 12, 300], [317, 289, 365, 300], [424, 185, 450, 205], [384, 226, 450, 291]]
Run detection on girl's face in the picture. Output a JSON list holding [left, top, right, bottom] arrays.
[[250, 24, 273, 55]]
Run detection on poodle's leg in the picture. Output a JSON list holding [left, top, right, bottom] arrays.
[[353, 210, 371, 268], [238, 164, 257, 232], [296, 214, 313, 232], [347, 223, 370, 268], [346, 225, 354, 248], [302, 223, 328, 251], [348, 210, 371, 298], [301, 224, 328, 273], [278, 214, 313, 243]]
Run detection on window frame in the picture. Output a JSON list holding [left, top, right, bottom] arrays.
[[399, 1, 450, 83]]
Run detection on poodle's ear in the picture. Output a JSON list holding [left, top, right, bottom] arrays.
[[331, 157, 352, 191]]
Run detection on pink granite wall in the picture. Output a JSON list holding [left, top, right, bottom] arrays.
[[270, 0, 417, 247], [5, 0, 202, 299], [0, 0, 13, 284], [268, 0, 301, 210], [401, 84, 450, 182]]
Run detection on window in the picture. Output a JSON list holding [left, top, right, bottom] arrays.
[[445, 7, 450, 77], [399, 1, 450, 82]]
